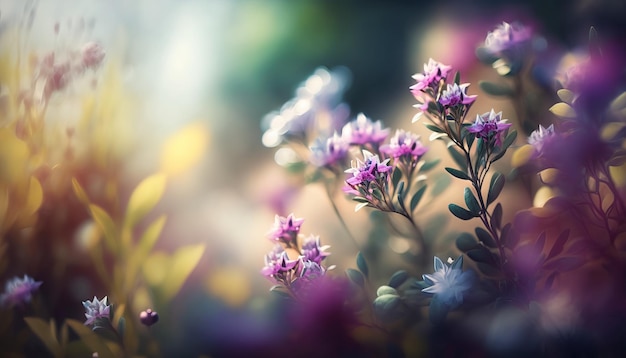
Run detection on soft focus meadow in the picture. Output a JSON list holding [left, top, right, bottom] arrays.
[[1, 0, 626, 357]]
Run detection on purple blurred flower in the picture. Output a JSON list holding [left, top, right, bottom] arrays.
[[139, 308, 159, 326], [80, 42, 106, 70], [380, 129, 428, 161], [410, 58, 452, 95], [345, 150, 393, 187], [484, 22, 532, 54], [0, 275, 42, 308], [467, 109, 512, 146], [422, 256, 473, 308], [528, 124, 556, 153], [83, 296, 111, 327], [439, 83, 477, 107], [267, 213, 304, 245], [309, 132, 349, 168], [291, 260, 327, 297], [301, 235, 331, 264], [341, 113, 390, 146]]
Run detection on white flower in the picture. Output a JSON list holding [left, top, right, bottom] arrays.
[[422, 256, 473, 308]]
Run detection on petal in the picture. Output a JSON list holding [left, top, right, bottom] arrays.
[[433, 256, 445, 271]]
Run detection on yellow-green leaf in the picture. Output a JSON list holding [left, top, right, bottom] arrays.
[[72, 178, 90, 205], [24, 176, 43, 215], [549, 102, 577, 119], [124, 174, 167, 229], [610, 91, 626, 112], [162, 244, 205, 300], [511, 144, 535, 167], [600, 122, 626, 141], [89, 204, 118, 252], [66, 319, 116, 358], [126, 215, 166, 290], [557, 89, 575, 104], [160, 121, 209, 177], [24, 317, 61, 357]]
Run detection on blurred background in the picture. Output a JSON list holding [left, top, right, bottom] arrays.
[[1, 0, 626, 356]]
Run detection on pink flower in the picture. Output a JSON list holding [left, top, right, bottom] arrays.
[[380, 129, 428, 161], [341, 113, 390, 146], [81, 42, 106, 70], [467, 109, 512, 146], [410, 58, 452, 95], [83, 296, 111, 327], [0, 275, 42, 308], [439, 83, 477, 107], [267, 213, 304, 244]]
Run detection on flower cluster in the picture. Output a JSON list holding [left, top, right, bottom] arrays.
[[261, 214, 333, 299], [0, 275, 42, 308]]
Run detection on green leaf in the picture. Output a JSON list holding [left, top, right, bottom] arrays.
[[391, 167, 402, 189], [66, 319, 116, 358], [475, 227, 497, 248], [445, 167, 471, 181], [491, 203, 503, 231], [454, 71, 461, 85], [479, 80, 514, 97], [419, 159, 440, 172], [388, 270, 409, 288], [124, 173, 167, 229], [487, 173, 505, 206], [501, 130, 517, 151], [377, 285, 398, 297], [477, 262, 501, 276], [373, 294, 401, 319], [449, 204, 476, 220], [456, 232, 478, 252], [428, 296, 448, 325], [24, 317, 61, 357], [464, 187, 481, 215], [475, 46, 498, 64], [346, 268, 365, 288], [424, 123, 445, 133], [447, 145, 467, 169], [356, 252, 369, 278], [610, 91, 626, 112], [467, 247, 494, 264], [410, 185, 427, 212]]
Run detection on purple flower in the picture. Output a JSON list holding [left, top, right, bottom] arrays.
[[380, 129, 428, 161], [439, 83, 477, 107], [422, 256, 473, 308], [139, 308, 159, 326], [484, 22, 532, 54], [301, 235, 331, 264], [290, 260, 327, 297], [345, 150, 393, 187], [261, 246, 300, 285], [467, 109, 512, 146], [0, 275, 42, 308], [83, 296, 111, 327], [341, 113, 390, 146], [528, 124, 556, 153], [267, 213, 304, 244], [410, 58, 452, 95], [309, 132, 349, 168]]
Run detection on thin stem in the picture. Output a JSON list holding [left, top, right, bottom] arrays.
[[324, 180, 360, 251]]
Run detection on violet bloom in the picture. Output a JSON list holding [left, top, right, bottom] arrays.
[[139, 309, 159, 326], [484, 22, 532, 54], [267, 213, 304, 245], [410, 58, 452, 95], [422, 256, 473, 308], [380, 129, 428, 161], [0, 275, 42, 308], [309, 132, 349, 168], [341, 113, 390, 146], [83, 296, 111, 327], [345, 150, 393, 188], [301, 235, 331, 264], [528, 124, 556, 153], [261, 246, 300, 285], [291, 260, 327, 297], [439, 83, 477, 107], [467, 109, 512, 146]]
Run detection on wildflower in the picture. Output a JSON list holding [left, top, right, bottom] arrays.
[[484, 22, 532, 54], [380, 129, 428, 162], [341, 113, 390, 146], [309, 132, 349, 168], [301, 235, 331, 264], [291, 259, 327, 296], [467, 109, 512, 146], [410, 58, 452, 95], [139, 309, 159, 326], [528, 124, 556, 153], [83, 296, 111, 327], [422, 256, 473, 308], [345, 150, 393, 188], [261, 246, 300, 285], [439, 83, 477, 107], [267, 213, 304, 245], [80, 42, 106, 70], [0, 275, 42, 308]]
